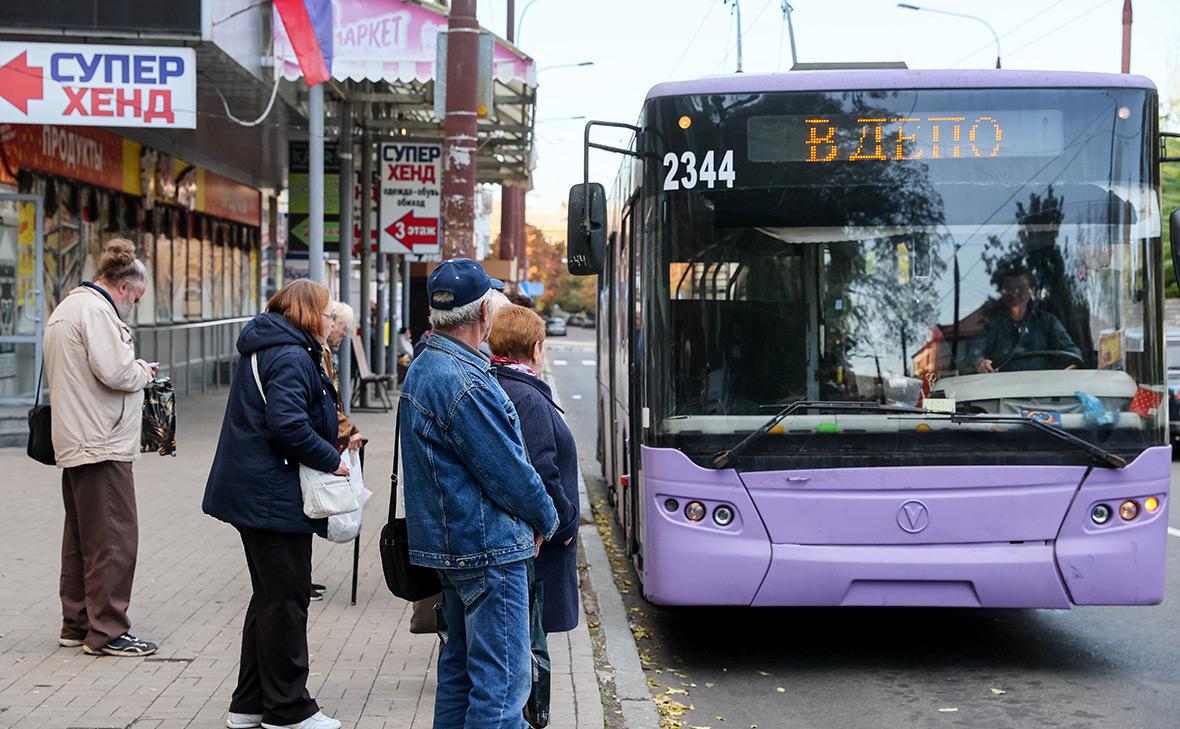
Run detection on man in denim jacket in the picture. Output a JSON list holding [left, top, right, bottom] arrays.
[[400, 258, 559, 729]]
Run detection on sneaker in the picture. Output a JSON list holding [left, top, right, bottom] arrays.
[[82, 633, 158, 657], [261, 711, 341, 729], [309, 589, 324, 602], [227, 713, 263, 729], [58, 637, 85, 648], [311, 582, 326, 591]]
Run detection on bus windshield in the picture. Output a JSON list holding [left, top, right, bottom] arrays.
[[644, 87, 1164, 468]]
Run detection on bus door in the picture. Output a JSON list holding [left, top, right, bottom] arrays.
[[597, 234, 614, 483], [612, 203, 632, 529]]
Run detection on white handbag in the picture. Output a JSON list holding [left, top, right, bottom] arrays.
[[251, 353, 360, 519]]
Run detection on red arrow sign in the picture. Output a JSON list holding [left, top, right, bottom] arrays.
[[0, 52, 43, 114], [384, 210, 438, 250]]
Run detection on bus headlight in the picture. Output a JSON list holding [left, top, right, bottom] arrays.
[[1119, 500, 1139, 521], [1144, 496, 1160, 513], [1090, 504, 1112, 524], [713, 505, 734, 526], [684, 501, 706, 522]]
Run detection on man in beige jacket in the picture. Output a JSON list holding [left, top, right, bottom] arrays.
[[44, 239, 158, 657]]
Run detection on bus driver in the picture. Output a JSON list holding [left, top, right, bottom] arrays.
[[973, 267, 1083, 374]]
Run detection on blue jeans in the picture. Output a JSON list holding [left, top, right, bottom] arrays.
[[433, 560, 530, 729]]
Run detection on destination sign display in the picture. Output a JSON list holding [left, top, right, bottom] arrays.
[[747, 110, 1065, 164]]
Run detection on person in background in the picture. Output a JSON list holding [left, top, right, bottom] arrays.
[[400, 258, 558, 728], [203, 280, 348, 729], [323, 301, 364, 453], [303, 301, 364, 602], [488, 305, 581, 634], [44, 238, 158, 657]]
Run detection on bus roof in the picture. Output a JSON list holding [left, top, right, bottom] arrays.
[[645, 69, 1157, 101]]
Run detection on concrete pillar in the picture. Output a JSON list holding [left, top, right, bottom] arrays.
[[499, 183, 516, 260], [441, 0, 479, 259]]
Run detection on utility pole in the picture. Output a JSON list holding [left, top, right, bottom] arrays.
[[441, 0, 479, 259], [308, 84, 325, 282], [1121, 0, 1132, 74], [782, 2, 798, 68], [337, 101, 353, 413], [728, 0, 743, 73]]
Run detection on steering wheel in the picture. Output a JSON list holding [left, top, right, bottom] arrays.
[[997, 349, 1085, 371]]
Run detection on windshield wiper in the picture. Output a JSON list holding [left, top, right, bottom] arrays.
[[938, 413, 1127, 469], [710, 400, 927, 469], [709, 401, 1128, 470]]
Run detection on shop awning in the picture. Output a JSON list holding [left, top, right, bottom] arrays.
[[274, 0, 535, 186]]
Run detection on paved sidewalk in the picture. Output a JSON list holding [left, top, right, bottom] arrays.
[[0, 388, 605, 729]]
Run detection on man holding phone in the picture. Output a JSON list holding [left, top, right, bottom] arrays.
[[43, 239, 159, 657]]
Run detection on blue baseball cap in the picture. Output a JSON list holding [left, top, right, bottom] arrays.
[[426, 258, 505, 311]]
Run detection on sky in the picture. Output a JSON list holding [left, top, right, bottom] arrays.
[[471, 0, 1180, 216]]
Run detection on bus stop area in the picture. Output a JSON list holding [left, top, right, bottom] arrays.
[[0, 387, 604, 729]]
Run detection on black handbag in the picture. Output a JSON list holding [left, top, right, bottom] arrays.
[[27, 361, 54, 466], [379, 400, 441, 602], [524, 560, 551, 729]]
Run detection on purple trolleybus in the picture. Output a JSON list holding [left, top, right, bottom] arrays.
[[565, 67, 1180, 608]]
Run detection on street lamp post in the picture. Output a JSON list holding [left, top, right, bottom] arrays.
[[897, 3, 1001, 69]]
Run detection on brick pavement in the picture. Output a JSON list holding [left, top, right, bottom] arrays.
[[0, 387, 605, 729]]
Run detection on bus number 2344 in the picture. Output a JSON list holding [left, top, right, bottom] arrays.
[[663, 150, 736, 191]]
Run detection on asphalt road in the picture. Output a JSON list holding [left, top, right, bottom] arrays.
[[545, 326, 1180, 729]]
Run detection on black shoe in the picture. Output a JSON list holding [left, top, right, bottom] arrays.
[[311, 582, 326, 591], [310, 589, 324, 602]]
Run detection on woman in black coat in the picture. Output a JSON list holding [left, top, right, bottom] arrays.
[[488, 305, 581, 633], [203, 280, 347, 729]]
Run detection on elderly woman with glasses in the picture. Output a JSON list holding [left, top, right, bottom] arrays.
[[321, 301, 364, 452]]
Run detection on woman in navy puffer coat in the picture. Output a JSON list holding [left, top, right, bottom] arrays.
[[488, 305, 581, 633], [203, 280, 347, 729]]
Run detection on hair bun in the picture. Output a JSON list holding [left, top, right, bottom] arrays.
[[97, 238, 144, 283]]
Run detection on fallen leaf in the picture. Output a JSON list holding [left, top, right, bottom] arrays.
[[776, 687, 785, 693], [937, 707, 959, 713], [990, 688, 1006, 696], [757, 671, 770, 677], [705, 682, 715, 688], [666, 687, 689, 695]]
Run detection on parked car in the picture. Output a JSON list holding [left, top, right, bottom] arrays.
[[546, 317, 568, 337], [581, 314, 596, 328], [568, 313, 588, 327]]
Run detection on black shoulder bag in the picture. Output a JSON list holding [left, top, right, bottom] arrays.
[[379, 400, 442, 601], [27, 360, 55, 466]]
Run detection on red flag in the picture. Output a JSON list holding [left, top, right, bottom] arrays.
[[274, 0, 333, 86]]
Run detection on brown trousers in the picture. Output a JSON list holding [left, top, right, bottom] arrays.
[[60, 461, 138, 650]]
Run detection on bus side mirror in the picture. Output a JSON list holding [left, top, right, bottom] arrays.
[[567, 182, 606, 275], [1172, 209, 1180, 292]]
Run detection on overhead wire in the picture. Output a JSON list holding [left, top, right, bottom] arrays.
[[669, 0, 721, 78], [1004, 0, 1114, 60], [948, 0, 1071, 68], [709, 0, 775, 75]]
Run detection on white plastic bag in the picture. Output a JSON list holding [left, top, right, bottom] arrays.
[[326, 450, 373, 543]]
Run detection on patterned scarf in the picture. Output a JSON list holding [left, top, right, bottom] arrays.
[[491, 355, 537, 378]]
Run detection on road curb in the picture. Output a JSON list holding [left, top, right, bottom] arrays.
[[577, 468, 661, 729], [545, 367, 659, 729]]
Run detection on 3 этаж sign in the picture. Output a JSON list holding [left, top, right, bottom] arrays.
[[0, 41, 196, 129], [378, 142, 442, 257]]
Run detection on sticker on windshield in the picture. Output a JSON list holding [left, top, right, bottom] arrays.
[[663, 150, 735, 191], [1021, 409, 1062, 426]]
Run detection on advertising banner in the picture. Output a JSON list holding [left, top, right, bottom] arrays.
[[274, 0, 534, 88], [0, 41, 196, 129], [378, 142, 441, 256]]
